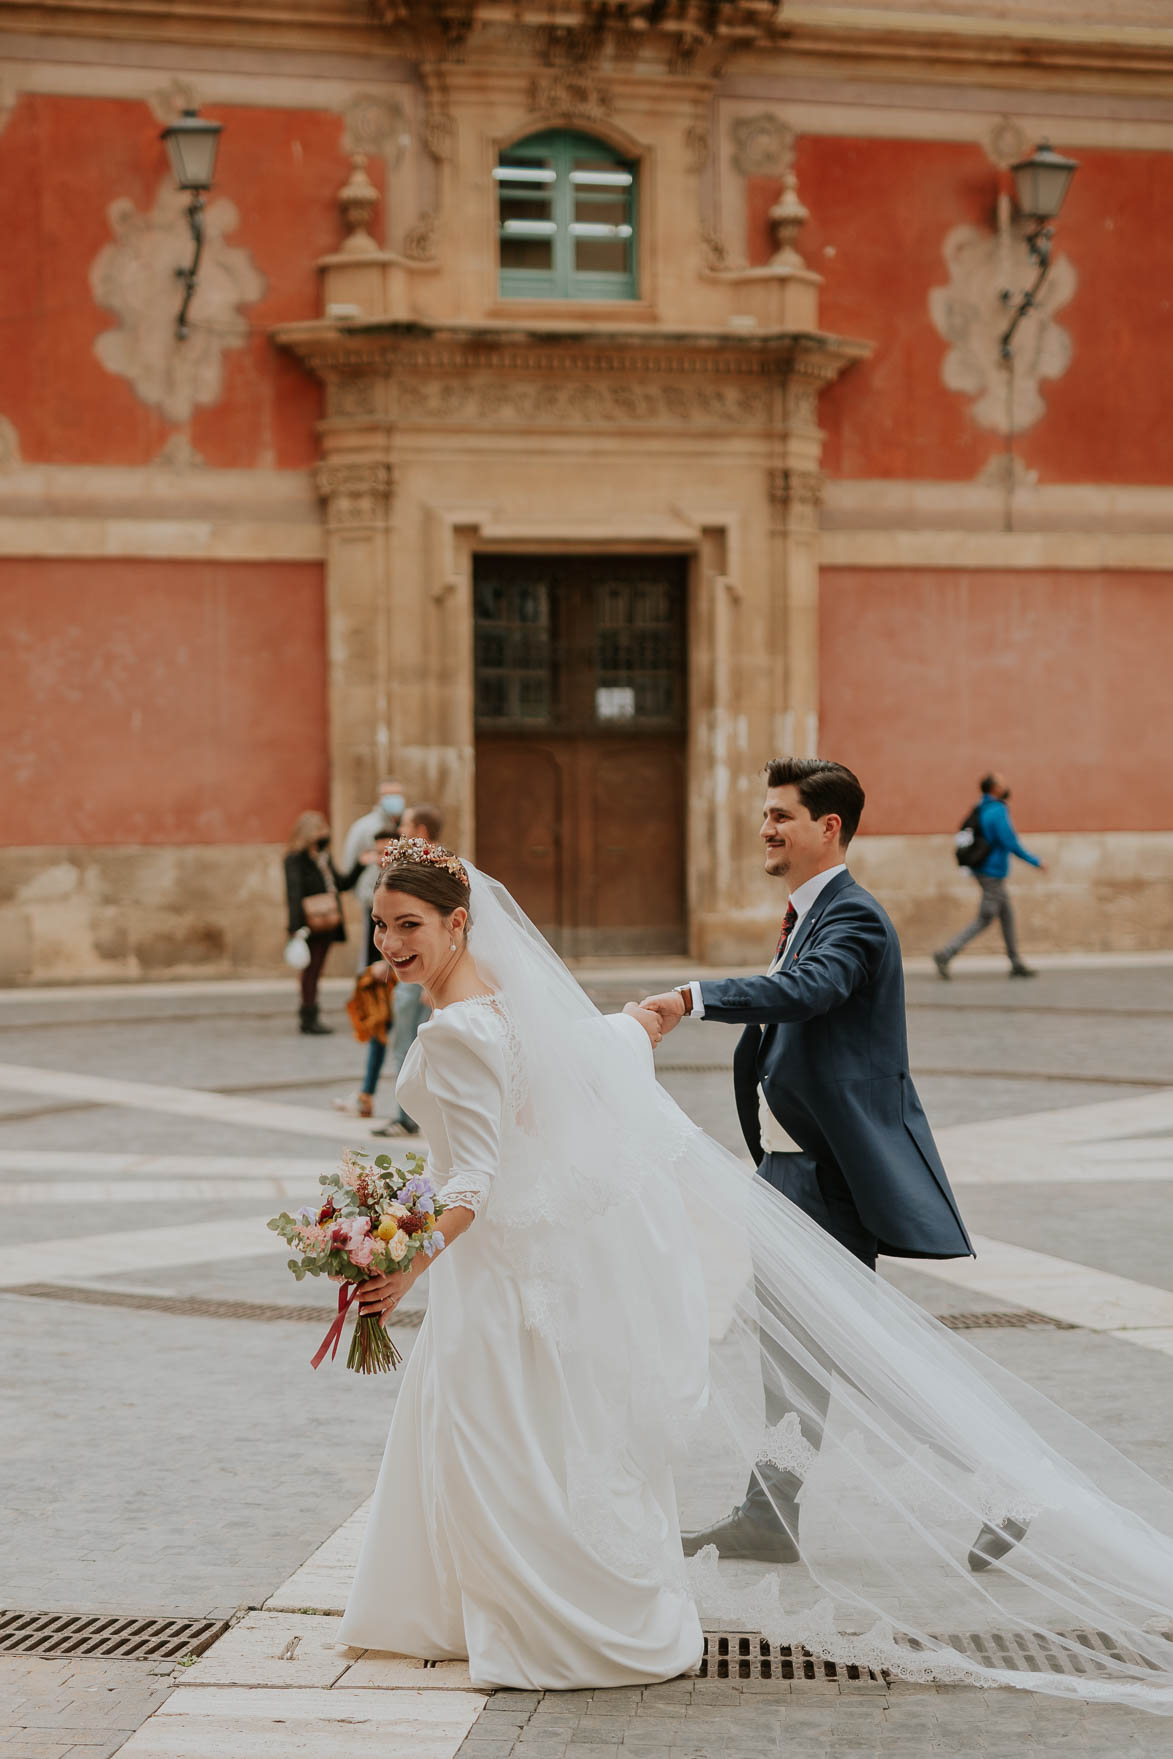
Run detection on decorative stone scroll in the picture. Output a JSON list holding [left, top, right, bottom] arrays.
[[685, 120, 711, 174], [90, 179, 265, 425], [403, 209, 440, 262], [315, 459, 395, 527]]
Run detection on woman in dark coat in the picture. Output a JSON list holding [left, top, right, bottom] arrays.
[[284, 810, 359, 1035]]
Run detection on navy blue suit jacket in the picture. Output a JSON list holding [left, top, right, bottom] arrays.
[[700, 870, 973, 1260]]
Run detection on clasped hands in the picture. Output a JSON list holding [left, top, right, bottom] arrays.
[[622, 988, 688, 1050]]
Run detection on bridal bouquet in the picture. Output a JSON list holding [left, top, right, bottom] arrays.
[[268, 1149, 446, 1375]]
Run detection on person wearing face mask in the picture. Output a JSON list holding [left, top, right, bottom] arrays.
[[283, 810, 361, 1036], [342, 779, 407, 874]]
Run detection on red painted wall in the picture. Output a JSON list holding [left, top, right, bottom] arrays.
[[819, 567, 1173, 834], [0, 559, 328, 845], [0, 93, 374, 469], [749, 138, 1173, 484]]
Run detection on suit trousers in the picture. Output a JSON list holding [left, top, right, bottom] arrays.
[[743, 1151, 877, 1523]]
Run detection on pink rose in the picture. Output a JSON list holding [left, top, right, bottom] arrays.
[[349, 1235, 376, 1270]]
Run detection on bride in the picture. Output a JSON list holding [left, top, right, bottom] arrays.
[[337, 839, 1173, 1709]]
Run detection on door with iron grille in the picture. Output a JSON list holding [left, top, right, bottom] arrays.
[[474, 555, 687, 956]]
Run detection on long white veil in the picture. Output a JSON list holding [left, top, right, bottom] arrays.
[[463, 862, 1173, 1710]]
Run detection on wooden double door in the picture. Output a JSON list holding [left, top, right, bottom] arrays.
[[473, 555, 687, 957]]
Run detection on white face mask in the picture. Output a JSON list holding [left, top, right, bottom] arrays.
[[380, 794, 405, 818]]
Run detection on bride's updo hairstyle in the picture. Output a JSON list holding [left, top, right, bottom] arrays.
[[375, 839, 472, 936]]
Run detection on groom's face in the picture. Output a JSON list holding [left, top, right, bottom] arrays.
[[760, 785, 836, 887]]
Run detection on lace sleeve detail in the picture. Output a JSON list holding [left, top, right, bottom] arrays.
[[436, 1172, 493, 1216]]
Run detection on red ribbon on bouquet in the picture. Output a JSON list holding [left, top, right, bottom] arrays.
[[311, 1279, 362, 1370]]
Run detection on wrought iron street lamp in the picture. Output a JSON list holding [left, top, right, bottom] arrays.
[[999, 140, 1079, 360], [160, 107, 223, 341]]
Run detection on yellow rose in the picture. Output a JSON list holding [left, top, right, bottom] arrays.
[[386, 1230, 409, 1262]]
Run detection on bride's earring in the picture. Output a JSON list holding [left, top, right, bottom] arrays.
[[450, 940, 457, 951]]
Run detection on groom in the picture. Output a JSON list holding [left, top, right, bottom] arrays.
[[642, 757, 974, 1564]]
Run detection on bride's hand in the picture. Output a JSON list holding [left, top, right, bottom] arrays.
[[358, 1268, 413, 1321], [622, 1001, 663, 1048]]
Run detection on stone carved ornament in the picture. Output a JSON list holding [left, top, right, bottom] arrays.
[[769, 467, 825, 514], [395, 375, 771, 427], [528, 70, 615, 123], [315, 459, 395, 525], [928, 222, 1076, 435], [90, 180, 265, 426], [343, 94, 409, 169], [329, 376, 378, 418], [731, 112, 795, 178]]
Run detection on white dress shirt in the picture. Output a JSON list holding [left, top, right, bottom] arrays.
[[686, 863, 847, 1156]]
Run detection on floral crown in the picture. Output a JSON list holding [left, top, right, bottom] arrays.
[[379, 838, 468, 887]]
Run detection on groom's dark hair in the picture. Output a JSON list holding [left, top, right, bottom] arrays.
[[765, 757, 865, 847]]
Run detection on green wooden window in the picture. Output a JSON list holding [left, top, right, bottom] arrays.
[[495, 130, 637, 301]]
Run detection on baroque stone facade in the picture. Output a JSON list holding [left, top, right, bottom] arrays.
[[3, 0, 1173, 978]]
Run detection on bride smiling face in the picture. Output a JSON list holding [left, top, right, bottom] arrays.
[[373, 888, 469, 990]]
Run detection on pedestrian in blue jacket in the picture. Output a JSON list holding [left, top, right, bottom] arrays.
[[934, 772, 1045, 978]]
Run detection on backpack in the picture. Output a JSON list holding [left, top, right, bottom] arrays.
[[954, 802, 992, 870]]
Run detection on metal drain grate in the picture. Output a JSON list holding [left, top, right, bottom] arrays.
[[908, 1626, 1160, 1678], [938, 1309, 1077, 1331], [700, 1627, 1158, 1689], [0, 1610, 227, 1660], [11, 1284, 424, 1330], [700, 1631, 889, 1687]]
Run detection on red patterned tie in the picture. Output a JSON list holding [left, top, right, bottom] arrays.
[[773, 903, 798, 967]]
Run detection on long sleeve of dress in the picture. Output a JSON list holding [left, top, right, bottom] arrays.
[[416, 1006, 507, 1217]]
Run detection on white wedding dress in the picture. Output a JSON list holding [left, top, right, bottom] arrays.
[[338, 865, 1173, 1708], [338, 999, 705, 1689]]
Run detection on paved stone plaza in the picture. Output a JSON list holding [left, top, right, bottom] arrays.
[[1, 956, 1172, 1756]]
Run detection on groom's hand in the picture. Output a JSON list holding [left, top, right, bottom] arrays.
[[639, 990, 687, 1035]]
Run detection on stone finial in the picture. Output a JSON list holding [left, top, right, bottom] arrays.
[[768, 170, 810, 269], [338, 153, 380, 255]]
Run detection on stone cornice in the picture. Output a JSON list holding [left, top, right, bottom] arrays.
[[271, 317, 872, 383], [774, 6, 1173, 86], [0, 1, 383, 54], [5, 2, 1173, 87]]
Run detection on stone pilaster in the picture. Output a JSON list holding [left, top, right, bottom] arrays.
[[313, 457, 395, 842]]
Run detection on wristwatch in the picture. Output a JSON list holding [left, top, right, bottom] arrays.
[[675, 983, 693, 1016]]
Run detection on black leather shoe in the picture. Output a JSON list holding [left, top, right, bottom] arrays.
[[968, 1516, 1029, 1572], [1009, 965, 1037, 979], [681, 1507, 800, 1565]]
